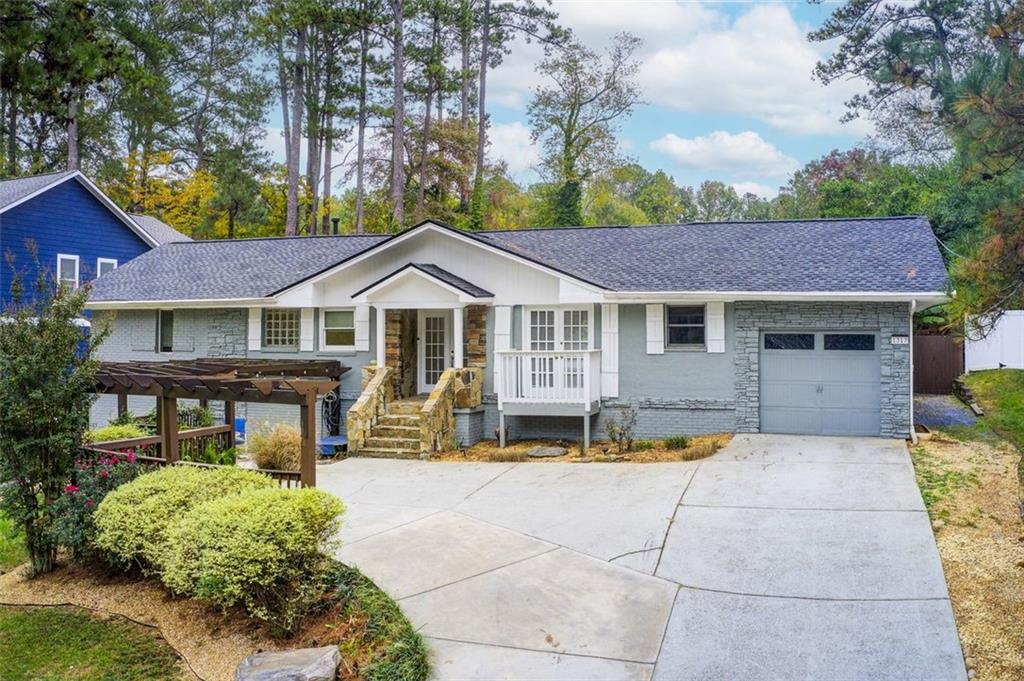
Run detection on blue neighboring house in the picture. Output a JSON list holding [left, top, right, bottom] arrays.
[[0, 170, 190, 307]]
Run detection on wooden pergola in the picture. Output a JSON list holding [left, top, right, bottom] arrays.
[[92, 359, 349, 487]]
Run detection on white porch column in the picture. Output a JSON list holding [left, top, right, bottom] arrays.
[[374, 305, 386, 367], [453, 306, 464, 368]]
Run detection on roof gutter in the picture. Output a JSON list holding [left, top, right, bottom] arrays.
[[86, 297, 275, 310], [604, 290, 951, 305]]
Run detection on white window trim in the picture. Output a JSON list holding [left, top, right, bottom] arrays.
[[521, 305, 594, 351], [665, 303, 707, 350], [97, 257, 118, 277], [320, 307, 357, 352], [57, 254, 80, 289]]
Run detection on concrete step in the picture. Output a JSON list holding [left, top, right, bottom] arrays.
[[378, 414, 419, 427], [372, 424, 420, 439], [365, 436, 420, 450], [388, 400, 426, 415], [353, 446, 421, 460]]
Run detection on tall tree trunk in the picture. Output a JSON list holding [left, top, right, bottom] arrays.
[[6, 93, 17, 175], [306, 34, 321, 235], [474, 0, 490, 183], [66, 98, 79, 171], [390, 0, 406, 231], [417, 14, 439, 219], [458, 0, 472, 211], [286, 26, 306, 237], [277, 39, 291, 167], [228, 206, 236, 239], [321, 115, 333, 235], [355, 25, 369, 235]]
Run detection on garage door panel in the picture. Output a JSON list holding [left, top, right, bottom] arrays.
[[760, 331, 881, 437], [761, 407, 822, 435], [761, 381, 820, 407]]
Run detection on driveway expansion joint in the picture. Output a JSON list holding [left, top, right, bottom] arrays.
[[423, 634, 659, 666], [395, 545, 560, 602], [672, 583, 954, 603]]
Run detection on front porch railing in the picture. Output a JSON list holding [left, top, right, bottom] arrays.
[[496, 350, 602, 408]]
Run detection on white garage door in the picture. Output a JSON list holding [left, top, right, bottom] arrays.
[[760, 331, 881, 436]]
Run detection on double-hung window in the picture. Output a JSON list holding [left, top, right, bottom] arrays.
[[321, 309, 355, 350], [263, 309, 300, 349], [666, 305, 705, 348], [97, 258, 118, 277], [57, 254, 79, 289]]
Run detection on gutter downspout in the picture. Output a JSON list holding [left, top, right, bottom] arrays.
[[909, 299, 918, 444]]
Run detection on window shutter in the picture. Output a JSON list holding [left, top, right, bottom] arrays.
[[646, 304, 664, 354], [300, 308, 314, 351], [601, 303, 619, 397], [247, 308, 261, 351], [706, 302, 725, 353], [354, 305, 370, 352]]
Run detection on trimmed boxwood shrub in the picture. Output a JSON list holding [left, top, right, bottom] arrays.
[[162, 487, 344, 633], [83, 423, 149, 444], [92, 465, 275, 574]]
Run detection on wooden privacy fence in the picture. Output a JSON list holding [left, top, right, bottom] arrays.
[[914, 334, 964, 394]]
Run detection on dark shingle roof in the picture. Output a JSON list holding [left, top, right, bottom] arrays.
[[477, 216, 948, 293], [89, 216, 948, 302], [0, 171, 77, 210], [129, 213, 193, 245], [90, 235, 387, 301], [411, 263, 493, 297]]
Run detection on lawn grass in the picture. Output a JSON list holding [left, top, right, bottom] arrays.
[[910, 445, 980, 520], [965, 369, 1024, 448], [0, 605, 186, 680], [0, 511, 27, 573]]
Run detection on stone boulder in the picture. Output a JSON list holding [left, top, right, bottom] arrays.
[[526, 445, 567, 458], [235, 646, 340, 681]]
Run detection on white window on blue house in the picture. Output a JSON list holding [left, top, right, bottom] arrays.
[[321, 309, 355, 350], [97, 258, 118, 277], [263, 309, 300, 349], [665, 305, 705, 348], [57, 254, 79, 289]]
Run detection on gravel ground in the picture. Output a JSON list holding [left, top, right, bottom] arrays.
[[915, 395, 978, 428]]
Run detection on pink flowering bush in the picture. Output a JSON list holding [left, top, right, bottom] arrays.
[[51, 450, 144, 560]]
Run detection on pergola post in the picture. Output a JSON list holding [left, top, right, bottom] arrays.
[[159, 396, 180, 463], [299, 392, 316, 487], [117, 394, 128, 418], [224, 400, 236, 446]]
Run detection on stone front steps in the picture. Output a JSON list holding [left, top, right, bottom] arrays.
[[352, 398, 425, 459]]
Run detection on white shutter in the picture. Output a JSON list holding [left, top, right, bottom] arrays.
[[354, 305, 370, 352], [646, 304, 664, 354], [706, 302, 725, 353], [300, 308, 314, 351], [493, 306, 512, 390], [601, 303, 619, 397], [247, 308, 261, 351]]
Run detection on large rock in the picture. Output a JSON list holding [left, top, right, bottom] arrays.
[[526, 446, 567, 458], [235, 646, 340, 681]]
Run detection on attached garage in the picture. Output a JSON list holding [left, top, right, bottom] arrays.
[[759, 330, 881, 436]]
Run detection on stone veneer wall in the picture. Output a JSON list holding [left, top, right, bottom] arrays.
[[385, 309, 416, 397], [464, 305, 487, 368], [732, 301, 911, 438]]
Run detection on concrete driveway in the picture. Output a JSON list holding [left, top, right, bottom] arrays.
[[319, 434, 966, 681]]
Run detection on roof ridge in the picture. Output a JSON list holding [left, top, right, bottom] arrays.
[[473, 215, 927, 235]]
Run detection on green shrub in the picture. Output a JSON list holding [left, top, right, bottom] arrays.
[[92, 465, 275, 574], [247, 424, 301, 471], [162, 487, 344, 633], [633, 440, 655, 451], [663, 434, 690, 450], [83, 423, 148, 444]]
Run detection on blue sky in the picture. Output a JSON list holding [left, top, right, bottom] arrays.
[[263, 2, 869, 198]]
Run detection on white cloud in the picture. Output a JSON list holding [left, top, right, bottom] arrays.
[[732, 181, 780, 200], [260, 126, 289, 164], [650, 131, 799, 177], [488, 121, 540, 175], [637, 5, 870, 136]]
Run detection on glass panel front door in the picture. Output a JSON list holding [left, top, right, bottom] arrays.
[[418, 310, 452, 393]]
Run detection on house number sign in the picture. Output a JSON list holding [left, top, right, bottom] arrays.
[[890, 335, 910, 345]]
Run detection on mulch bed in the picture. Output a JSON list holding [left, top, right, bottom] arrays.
[[435, 434, 732, 463]]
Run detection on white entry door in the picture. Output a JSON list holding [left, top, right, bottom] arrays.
[[418, 310, 452, 393]]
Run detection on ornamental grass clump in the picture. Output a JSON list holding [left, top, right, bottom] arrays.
[[247, 424, 302, 471], [92, 465, 275, 575], [162, 487, 344, 633]]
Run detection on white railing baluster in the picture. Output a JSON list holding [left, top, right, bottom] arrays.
[[495, 349, 600, 407]]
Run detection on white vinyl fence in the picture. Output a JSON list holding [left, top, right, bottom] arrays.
[[965, 310, 1024, 371]]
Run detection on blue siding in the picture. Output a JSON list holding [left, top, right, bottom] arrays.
[[0, 178, 151, 306]]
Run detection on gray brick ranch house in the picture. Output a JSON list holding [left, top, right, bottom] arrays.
[[87, 216, 948, 454]]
